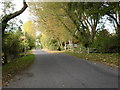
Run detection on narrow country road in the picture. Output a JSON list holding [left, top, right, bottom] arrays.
[[6, 49, 118, 88]]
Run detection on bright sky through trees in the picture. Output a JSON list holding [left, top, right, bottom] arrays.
[[12, 0, 30, 23], [0, 0, 116, 33], [14, 1, 116, 33]]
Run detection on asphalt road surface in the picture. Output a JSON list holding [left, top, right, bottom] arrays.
[[6, 49, 119, 88]]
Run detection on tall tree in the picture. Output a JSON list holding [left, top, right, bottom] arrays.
[[101, 2, 120, 43], [65, 2, 103, 46], [28, 2, 76, 50]]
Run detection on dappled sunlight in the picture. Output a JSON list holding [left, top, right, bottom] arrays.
[[32, 49, 65, 55], [32, 49, 49, 55], [41, 49, 65, 53], [47, 51, 65, 53]]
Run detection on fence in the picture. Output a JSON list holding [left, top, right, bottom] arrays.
[[80, 48, 97, 53]]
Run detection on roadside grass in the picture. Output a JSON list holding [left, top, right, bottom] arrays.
[[63, 52, 119, 68], [2, 54, 35, 86]]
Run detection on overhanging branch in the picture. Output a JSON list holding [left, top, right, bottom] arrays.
[[1, 0, 28, 35]]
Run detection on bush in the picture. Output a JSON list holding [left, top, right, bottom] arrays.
[[91, 30, 119, 53]]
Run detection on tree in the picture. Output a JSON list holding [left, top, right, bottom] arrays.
[[100, 2, 120, 48], [28, 2, 119, 52], [2, 27, 23, 63], [25, 33, 36, 50], [28, 2, 76, 50], [101, 2, 120, 35], [65, 2, 104, 47], [91, 29, 119, 53], [1, 0, 28, 35], [22, 21, 36, 38]]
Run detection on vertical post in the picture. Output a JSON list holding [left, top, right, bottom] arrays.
[[88, 48, 90, 53], [69, 40, 70, 51], [24, 32, 26, 56], [80, 48, 81, 53]]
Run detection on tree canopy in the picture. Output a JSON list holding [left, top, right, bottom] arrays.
[[1, 1, 119, 64]]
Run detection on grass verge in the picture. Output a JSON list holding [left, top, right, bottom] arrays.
[[2, 54, 35, 86], [63, 52, 119, 68]]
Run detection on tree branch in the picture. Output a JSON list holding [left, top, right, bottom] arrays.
[[2, 1, 28, 35], [106, 12, 120, 27]]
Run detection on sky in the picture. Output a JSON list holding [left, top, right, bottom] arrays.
[[1, 0, 116, 34], [12, 0, 30, 23]]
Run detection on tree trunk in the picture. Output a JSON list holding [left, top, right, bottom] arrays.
[[60, 41, 63, 50], [57, 41, 61, 51], [64, 41, 67, 51], [4, 52, 11, 64], [1, 1, 28, 35], [91, 25, 96, 43], [69, 40, 72, 51], [117, 25, 120, 46]]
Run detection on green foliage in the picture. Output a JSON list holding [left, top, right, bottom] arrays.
[[91, 30, 119, 53], [2, 27, 36, 63], [2, 28, 23, 63], [0, 2, 15, 17], [49, 39, 59, 50], [28, 2, 76, 50], [25, 33, 36, 50], [0, 1, 24, 33], [67, 2, 101, 44], [28, 2, 119, 52], [40, 33, 59, 50]]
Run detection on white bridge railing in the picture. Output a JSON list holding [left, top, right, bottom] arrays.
[[80, 48, 97, 53]]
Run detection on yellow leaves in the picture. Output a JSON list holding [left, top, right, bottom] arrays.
[[22, 21, 36, 38]]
